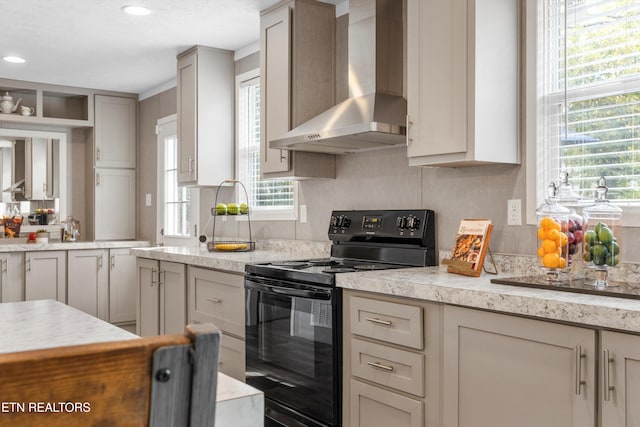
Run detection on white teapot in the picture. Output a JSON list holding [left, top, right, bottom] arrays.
[[0, 92, 22, 114]]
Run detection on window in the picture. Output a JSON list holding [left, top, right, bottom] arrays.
[[163, 134, 191, 236], [236, 70, 296, 220], [535, 0, 640, 213], [156, 115, 198, 243]]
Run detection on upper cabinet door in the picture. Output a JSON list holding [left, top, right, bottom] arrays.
[[94, 95, 137, 168], [260, 5, 291, 174], [177, 52, 198, 183], [259, 0, 336, 179], [176, 46, 234, 186], [406, 0, 520, 167]]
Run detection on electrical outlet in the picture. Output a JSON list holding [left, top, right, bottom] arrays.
[[508, 199, 522, 226]]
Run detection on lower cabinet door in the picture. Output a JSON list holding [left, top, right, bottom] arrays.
[[443, 305, 596, 427], [159, 261, 186, 335], [67, 249, 109, 320], [25, 251, 66, 303], [219, 333, 245, 382], [349, 379, 423, 427], [109, 248, 137, 324], [137, 258, 159, 337], [601, 330, 640, 427]]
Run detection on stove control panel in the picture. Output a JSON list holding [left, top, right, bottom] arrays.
[[329, 209, 435, 248]]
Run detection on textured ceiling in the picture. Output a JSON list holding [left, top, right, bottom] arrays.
[[0, 0, 343, 96]]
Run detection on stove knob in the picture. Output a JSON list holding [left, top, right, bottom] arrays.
[[407, 216, 421, 230], [331, 216, 338, 227], [341, 216, 351, 228], [396, 216, 407, 229]]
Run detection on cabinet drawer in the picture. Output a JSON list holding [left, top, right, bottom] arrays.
[[350, 296, 423, 349], [220, 333, 245, 382], [188, 267, 244, 338], [351, 338, 424, 397], [349, 379, 423, 427]]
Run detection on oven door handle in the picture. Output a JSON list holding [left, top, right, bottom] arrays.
[[245, 280, 332, 300]]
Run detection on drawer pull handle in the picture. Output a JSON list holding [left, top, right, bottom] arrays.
[[603, 349, 615, 401], [207, 297, 223, 303], [575, 345, 586, 395], [367, 361, 394, 372], [365, 317, 392, 326]]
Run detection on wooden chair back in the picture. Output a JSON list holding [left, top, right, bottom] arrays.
[[0, 323, 220, 427]]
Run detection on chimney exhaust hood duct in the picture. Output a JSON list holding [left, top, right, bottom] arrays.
[[269, 0, 406, 154]]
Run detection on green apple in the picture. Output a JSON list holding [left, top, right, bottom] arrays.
[[240, 203, 249, 215], [227, 203, 239, 215], [215, 203, 227, 215]]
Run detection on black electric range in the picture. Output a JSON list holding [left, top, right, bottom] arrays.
[[244, 209, 436, 427], [246, 209, 436, 285]]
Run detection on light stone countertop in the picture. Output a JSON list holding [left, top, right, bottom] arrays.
[[336, 265, 640, 334], [0, 299, 138, 354], [0, 300, 263, 426], [0, 240, 150, 253], [131, 239, 331, 274]]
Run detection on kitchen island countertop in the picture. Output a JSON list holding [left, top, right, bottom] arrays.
[[0, 300, 263, 426], [337, 265, 640, 334]]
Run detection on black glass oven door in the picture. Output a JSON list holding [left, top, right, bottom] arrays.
[[245, 278, 338, 427]]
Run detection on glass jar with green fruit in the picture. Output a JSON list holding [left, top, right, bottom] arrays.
[[582, 177, 622, 288], [536, 182, 571, 281]]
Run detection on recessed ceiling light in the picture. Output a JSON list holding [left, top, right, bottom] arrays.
[[3, 56, 26, 64], [121, 5, 152, 16]]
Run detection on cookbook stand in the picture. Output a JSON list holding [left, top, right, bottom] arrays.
[[208, 180, 255, 252]]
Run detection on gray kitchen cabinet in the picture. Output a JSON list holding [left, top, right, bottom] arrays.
[[67, 249, 109, 321], [0, 252, 24, 302], [343, 290, 442, 427], [443, 305, 596, 427], [91, 94, 136, 241], [24, 251, 66, 303], [176, 45, 234, 186], [94, 168, 136, 240], [259, 0, 336, 179], [188, 266, 245, 380], [94, 95, 136, 168], [600, 331, 640, 427], [108, 248, 137, 324], [137, 258, 186, 337], [406, 0, 520, 167]]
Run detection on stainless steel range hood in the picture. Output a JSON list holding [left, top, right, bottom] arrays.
[[269, 0, 406, 154]]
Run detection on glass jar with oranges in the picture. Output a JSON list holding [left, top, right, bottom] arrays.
[[536, 182, 571, 281]]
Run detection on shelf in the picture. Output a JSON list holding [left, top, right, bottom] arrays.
[[0, 83, 93, 127], [43, 91, 89, 121]]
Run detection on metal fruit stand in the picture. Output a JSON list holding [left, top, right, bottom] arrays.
[[207, 179, 255, 252]]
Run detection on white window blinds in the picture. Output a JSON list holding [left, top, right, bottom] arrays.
[[540, 0, 640, 203], [237, 77, 295, 210]]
